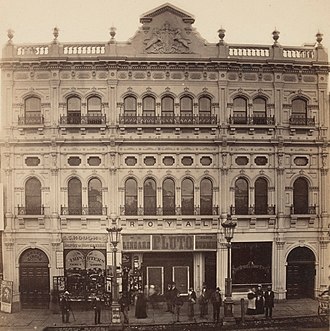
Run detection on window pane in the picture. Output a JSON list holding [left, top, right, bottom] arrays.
[[25, 97, 41, 114], [143, 96, 155, 116], [68, 178, 82, 215], [88, 178, 102, 215], [253, 98, 266, 114], [25, 177, 41, 214], [235, 178, 248, 214], [180, 96, 193, 115], [67, 97, 81, 111], [293, 178, 308, 214], [233, 97, 247, 114], [255, 178, 268, 214], [199, 97, 211, 113], [87, 97, 101, 112], [161, 96, 174, 113], [181, 178, 194, 215], [200, 178, 212, 215], [144, 178, 156, 215], [292, 99, 307, 114], [125, 178, 137, 215], [124, 96, 137, 113], [163, 178, 175, 215]]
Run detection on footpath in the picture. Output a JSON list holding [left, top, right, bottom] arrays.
[[0, 298, 326, 331]]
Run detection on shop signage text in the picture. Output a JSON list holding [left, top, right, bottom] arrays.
[[152, 235, 193, 250]]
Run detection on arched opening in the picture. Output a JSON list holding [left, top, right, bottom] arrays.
[[19, 248, 50, 308], [286, 247, 315, 299]]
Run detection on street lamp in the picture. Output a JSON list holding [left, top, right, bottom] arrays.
[[106, 224, 122, 325], [221, 214, 237, 319]]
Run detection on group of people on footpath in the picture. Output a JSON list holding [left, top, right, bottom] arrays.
[[247, 285, 275, 318]]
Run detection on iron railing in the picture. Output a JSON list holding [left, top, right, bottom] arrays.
[[18, 115, 44, 125], [59, 114, 106, 125], [289, 115, 315, 126], [17, 205, 45, 215], [230, 205, 276, 215], [60, 206, 108, 215], [119, 115, 217, 125], [229, 115, 275, 125], [290, 204, 316, 215]]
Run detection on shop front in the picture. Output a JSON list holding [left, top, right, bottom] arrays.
[[122, 233, 217, 299]]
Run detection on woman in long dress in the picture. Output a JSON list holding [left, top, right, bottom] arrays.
[[246, 288, 256, 315], [135, 291, 147, 318]]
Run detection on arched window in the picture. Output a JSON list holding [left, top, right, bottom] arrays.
[[67, 96, 81, 124], [162, 178, 175, 215], [199, 96, 211, 117], [25, 177, 42, 215], [161, 96, 174, 119], [181, 178, 194, 215], [144, 178, 156, 215], [180, 96, 193, 117], [68, 177, 82, 215], [142, 96, 155, 117], [293, 177, 308, 214], [124, 96, 137, 116], [125, 178, 137, 215], [24, 97, 42, 124], [253, 97, 267, 124], [233, 97, 247, 124], [235, 178, 248, 214], [255, 178, 268, 214], [87, 96, 102, 124], [291, 98, 307, 125], [200, 178, 213, 215], [88, 178, 102, 215]]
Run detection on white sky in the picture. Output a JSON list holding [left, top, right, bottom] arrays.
[[0, 0, 329, 49]]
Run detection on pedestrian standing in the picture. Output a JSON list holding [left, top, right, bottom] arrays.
[[170, 282, 179, 314], [118, 292, 130, 324], [60, 291, 71, 323], [165, 283, 173, 312], [264, 285, 275, 318], [187, 287, 197, 321], [135, 290, 148, 318], [210, 287, 222, 323], [255, 284, 264, 314], [174, 292, 184, 322], [246, 288, 256, 315], [92, 295, 102, 324], [199, 284, 209, 318]]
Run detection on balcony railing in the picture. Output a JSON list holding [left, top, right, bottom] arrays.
[[229, 115, 275, 125], [290, 205, 316, 215], [17, 205, 45, 215], [120, 205, 219, 216], [119, 115, 217, 125], [230, 205, 276, 215], [289, 115, 315, 126], [18, 114, 44, 125], [59, 114, 106, 125], [60, 206, 108, 215]]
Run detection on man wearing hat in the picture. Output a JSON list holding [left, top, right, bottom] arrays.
[[60, 291, 71, 323], [255, 284, 264, 314], [210, 287, 222, 323]]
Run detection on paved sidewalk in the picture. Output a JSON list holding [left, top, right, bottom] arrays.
[[0, 298, 320, 331]]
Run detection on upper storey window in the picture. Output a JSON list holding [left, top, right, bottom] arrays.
[[88, 178, 103, 215], [67, 96, 81, 124], [143, 96, 155, 117], [87, 96, 101, 113], [181, 178, 194, 215], [293, 177, 308, 214], [23, 97, 42, 125], [290, 98, 309, 125], [25, 177, 42, 215], [199, 97, 211, 117], [144, 178, 157, 215], [68, 177, 82, 215], [180, 96, 193, 117], [252, 97, 267, 124], [125, 178, 138, 215], [233, 97, 247, 124], [124, 96, 137, 116], [200, 178, 213, 215], [234, 178, 248, 215], [161, 96, 174, 117]]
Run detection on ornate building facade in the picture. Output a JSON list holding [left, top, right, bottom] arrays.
[[0, 3, 329, 310]]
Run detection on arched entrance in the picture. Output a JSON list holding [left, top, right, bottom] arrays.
[[286, 247, 315, 299], [19, 248, 50, 308]]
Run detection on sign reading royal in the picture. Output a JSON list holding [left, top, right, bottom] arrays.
[[152, 234, 194, 250]]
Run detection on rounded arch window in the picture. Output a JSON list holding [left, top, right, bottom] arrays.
[[200, 178, 213, 215], [293, 177, 308, 214], [25, 177, 42, 215], [125, 178, 137, 215], [68, 177, 82, 215], [88, 178, 102, 215], [235, 178, 248, 215], [163, 178, 175, 215], [181, 178, 194, 215], [180, 96, 193, 115], [144, 178, 156, 215]]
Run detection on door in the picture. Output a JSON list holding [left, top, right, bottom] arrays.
[[19, 249, 50, 308]]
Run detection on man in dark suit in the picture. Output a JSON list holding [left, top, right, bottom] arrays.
[[264, 285, 275, 318]]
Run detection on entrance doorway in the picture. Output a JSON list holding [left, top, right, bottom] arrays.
[[286, 247, 315, 299], [19, 248, 50, 308]]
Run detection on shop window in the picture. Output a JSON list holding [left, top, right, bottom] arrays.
[[200, 156, 212, 166], [125, 156, 137, 166], [68, 177, 82, 215], [162, 156, 175, 166], [200, 178, 213, 215], [87, 156, 101, 166], [162, 178, 175, 215], [173, 266, 189, 294], [125, 178, 137, 215], [235, 178, 248, 215], [253, 97, 267, 124], [233, 97, 247, 124], [147, 267, 164, 295], [181, 156, 193, 166], [255, 177, 268, 215], [144, 156, 156, 166], [144, 178, 156, 215], [294, 157, 308, 166], [142, 96, 155, 117], [124, 96, 137, 117], [25, 157, 40, 166], [25, 177, 42, 215], [293, 177, 308, 214], [254, 156, 268, 166], [88, 178, 102, 215], [24, 97, 42, 124], [161, 96, 174, 118], [67, 96, 81, 124], [235, 156, 249, 166], [68, 156, 81, 166], [181, 178, 194, 215], [199, 96, 211, 117], [180, 96, 193, 117]]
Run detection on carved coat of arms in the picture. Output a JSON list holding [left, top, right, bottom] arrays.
[[144, 22, 191, 54]]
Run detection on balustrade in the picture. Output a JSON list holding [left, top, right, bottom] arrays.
[[60, 114, 106, 125], [229, 115, 275, 125], [230, 205, 276, 215], [289, 115, 315, 126], [229, 46, 270, 57], [18, 114, 44, 125], [290, 205, 316, 215], [17, 205, 45, 215], [119, 115, 217, 125], [60, 206, 107, 215]]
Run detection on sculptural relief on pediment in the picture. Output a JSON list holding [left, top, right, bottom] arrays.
[[144, 22, 191, 54]]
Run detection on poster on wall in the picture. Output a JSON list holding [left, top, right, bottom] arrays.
[[1, 280, 13, 313]]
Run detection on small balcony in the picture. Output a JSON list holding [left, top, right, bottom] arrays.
[[230, 205, 276, 215], [289, 115, 315, 126], [60, 206, 108, 216], [59, 114, 106, 126], [17, 205, 45, 215], [119, 115, 217, 126], [229, 115, 275, 125], [290, 204, 316, 215], [18, 114, 44, 125]]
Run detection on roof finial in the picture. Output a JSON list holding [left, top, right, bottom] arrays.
[[272, 28, 280, 46], [7, 29, 14, 45], [218, 27, 226, 45], [109, 26, 116, 43], [316, 31, 323, 47], [53, 27, 59, 44]]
